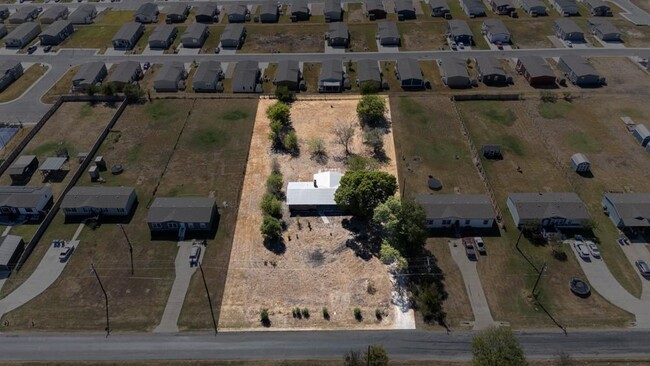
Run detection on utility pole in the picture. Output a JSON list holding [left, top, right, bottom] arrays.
[[118, 224, 134, 275], [198, 261, 218, 335], [90, 263, 110, 337]]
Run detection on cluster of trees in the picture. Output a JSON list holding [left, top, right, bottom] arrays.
[[472, 327, 527, 366], [344, 345, 389, 366], [87, 83, 145, 103], [358, 95, 388, 160], [267, 102, 298, 154], [260, 160, 285, 240]]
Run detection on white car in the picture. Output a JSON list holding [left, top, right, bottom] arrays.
[[59, 246, 74, 262], [566, 40, 573, 48], [586, 241, 600, 258], [458, 42, 465, 49], [574, 242, 590, 260], [450, 42, 458, 51]]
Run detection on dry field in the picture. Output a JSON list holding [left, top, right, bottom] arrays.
[[239, 25, 326, 53], [41, 66, 80, 104], [0, 65, 48, 103], [219, 97, 402, 329]]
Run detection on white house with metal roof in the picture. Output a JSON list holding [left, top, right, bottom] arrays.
[[287, 171, 343, 213]]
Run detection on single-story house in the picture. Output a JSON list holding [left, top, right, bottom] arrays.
[[220, 24, 246, 49], [447, 20, 473, 45], [0, 24, 7, 39], [134, 2, 159, 23], [227, 4, 249, 23], [519, 0, 547, 16], [551, 0, 579, 16], [416, 194, 496, 229], [69, 4, 97, 24], [327, 22, 349, 47], [318, 59, 344, 93], [148, 24, 177, 50], [507, 192, 589, 228], [0, 186, 53, 221], [395, 0, 416, 19], [439, 58, 471, 89], [153, 62, 187, 92], [489, 0, 515, 15], [482, 18, 510, 44], [287, 171, 343, 213], [365, 0, 386, 19], [585, 0, 611, 16], [7, 155, 37, 184], [112, 22, 145, 50], [106, 61, 143, 90], [0, 6, 9, 21], [195, 2, 219, 23], [4, 22, 41, 48], [570, 153, 590, 172], [378, 21, 400, 46], [165, 3, 190, 23], [181, 23, 209, 48], [291, 0, 311, 21], [430, 0, 451, 17], [475, 56, 508, 85], [39, 5, 68, 24], [72, 61, 107, 92], [602, 193, 650, 229], [557, 55, 603, 87], [147, 197, 218, 237], [553, 19, 584, 41], [61, 186, 137, 218], [274, 60, 302, 91], [8, 6, 39, 24], [38, 20, 74, 46], [232, 60, 262, 93], [357, 59, 382, 90], [587, 18, 621, 41], [324, 0, 343, 22], [260, 3, 279, 23], [633, 124, 650, 147], [192, 60, 224, 92], [516, 56, 556, 86], [0, 61, 24, 92], [395, 58, 424, 90], [0, 235, 24, 272], [460, 0, 486, 17]]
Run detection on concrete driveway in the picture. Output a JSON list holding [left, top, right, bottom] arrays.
[[619, 242, 650, 302]]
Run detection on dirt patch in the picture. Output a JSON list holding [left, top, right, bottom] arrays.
[[240, 25, 325, 53]]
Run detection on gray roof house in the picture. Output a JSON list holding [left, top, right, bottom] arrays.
[[72, 61, 107, 92], [416, 194, 496, 229], [378, 21, 400, 46], [430, 0, 451, 17], [38, 20, 74, 46], [39, 5, 68, 24], [69, 4, 97, 24], [318, 59, 344, 93], [516, 56, 556, 86], [460, 0, 486, 17], [147, 197, 218, 237], [287, 171, 343, 213], [507, 192, 589, 228], [260, 3, 279, 23], [482, 19, 510, 44], [181, 23, 209, 48], [357, 59, 382, 89], [519, 0, 547, 16], [8, 6, 39, 24], [327, 22, 349, 47], [112, 22, 145, 50], [585, 0, 611, 16], [192, 61, 224, 92], [395, 58, 424, 90], [61, 186, 137, 218], [107, 61, 143, 90], [447, 20, 473, 45], [195, 2, 220, 23], [489, 0, 515, 15], [439, 58, 471, 89], [551, 0, 579, 16], [4, 22, 41, 48], [395, 0, 416, 19], [0, 235, 24, 272], [365, 0, 387, 19], [7, 155, 37, 183], [153, 61, 187, 92], [165, 3, 190, 23], [557, 55, 602, 87], [324, 0, 343, 22], [553, 19, 584, 42], [602, 193, 650, 229], [0, 186, 53, 221], [220, 24, 246, 49], [274, 59, 302, 91], [475, 56, 508, 85], [633, 124, 650, 147], [228, 4, 249, 23], [587, 18, 621, 41], [0, 6, 9, 21], [0, 61, 24, 92], [134, 2, 159, 23], [148, 24, 177, 50], [0, 24, 7, 39], [232, 60, 262, 93], [570, 153, 590, 172], [291, 0, 311, 21]]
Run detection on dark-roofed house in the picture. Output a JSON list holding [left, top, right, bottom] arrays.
[[61, 186, 137, 218], [274, 60, 302, 91], [553, 19, 584, 41], [148, 24, 177, 49], [551, 0, 579, 16], [38, 20, 74, 45], [287, 171, 343, 213], [602, 193, 650, 230], [165, 3, 190, 23], [107, 61, 143, 91], [0, 24, 7, 39], [633, 124, 650, 147], [69, 4, 97, 24], [0, 6, 9, 21], [482, 19, 510, 44], [195, 2, 220, 23], [585, 0, 611, 16], [489, 0, 515, 15], [516, 56, 556, 86], [460, 0, 486, 17], [416, 194, 496, 228], [357, 59, 382, 90], [72, 61, 107, 92], [507, 192, 589, 228], [395, 0, 416, 19], [40, 5, 68, 24], [475, 56, 508, 85], [232, 60, 262, 93], [260, 3, 279, 23], [558, 55, 602, 87], [8, 6, 39, 24], [135, 3, 159, 23], [228, 4, 249, 23], [587, 18, 621, 41], [181, 23, 209, 48], [112, 22, 145, 50], [447, 20, 473, 45], [365, 0, 386, 19], [8, 155, 37, 184], [325, 0, 343, 22], [327, 22, 349, 47], [220, 24, 246, 48], [153, 62, 187, 92], [192, 61, 224, 92], [147, 197, 218, 237], [570, 153, 590, 172], [378, 22, 400, 46], [291, 0, 311, 21], [395, 58, 424, 90], [519, 0, 547, 16], [430, 0, 451, 17], [0, 235, 24, 272], [4, 22, 41, 48], [0, 186, 53, 221], [0, 61, 24, 92], [319, 59, 344, 92], [439, 58, 471, 89]]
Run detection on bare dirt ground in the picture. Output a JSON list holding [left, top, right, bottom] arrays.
[[219, 97, 401, 329], [240, 25, 326, 54]]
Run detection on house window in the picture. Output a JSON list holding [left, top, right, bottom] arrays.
[[168, 222, 179, 229], [117, 208, 125, 213], [187, 223, 195, 229], [465, 220, 470, 225], [427, 220, 434, 225], [151, 223, 162, 229], [483, 220, 489, 225], [442, 220, 451, 225], [199, 223, 207, 229]]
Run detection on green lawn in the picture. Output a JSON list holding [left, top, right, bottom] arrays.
[[94, 10, 134, 25], [348, 24, 378, 52], [0, 65, 47, 103], [239, 24, 325, 53], [538, 100, 574, 119], [62, 26, 119, 52]]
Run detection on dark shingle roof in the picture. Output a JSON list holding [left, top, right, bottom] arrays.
[[396, 58, 422, 80], [147, 197, 216, 223], [357, 59, 381, 83], [61, 186, 135, 209], [0, 186, 51, 208], [559, 55, 598, 77], [275, 60, 300, 83], [508, 192, 589, 220], [603, 193, 650, 227], [320, 59, 343, 81], [416, 194, 496, 220], [518, 56, 555, 78]]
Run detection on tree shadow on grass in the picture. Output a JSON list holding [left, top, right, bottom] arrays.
[[263, 237, 286, 255], [342, 216, 382, 261]]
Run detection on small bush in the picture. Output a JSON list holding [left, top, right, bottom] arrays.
[[375, 308, 382, 320], [266, 173, 284, 197], [260, 193, 283, 218], [266, 101, 291, 125], [551, 245, 568, 261], [283, 130, 299, 153], [123, 84, 145, 103], [347, 155, 376, 171], [260, 309, 270, 326], [360, 81, 380, 95], [260, 215, 283, 240], [380, 242, 407, 272], [268, 120, 283, 146], [302, 308, 310, 319], [275, 85, 295, 102], [353, 307, 362, 321], [308, 137, 326, 158], [271, 158, 281, 175], [540, 91, 557, 103], [363, 128, 384, 154], [356, 95, 386, 127], [322, 307, 330, 320]]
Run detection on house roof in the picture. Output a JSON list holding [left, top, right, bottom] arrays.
[[320, 59, 343, 81], [11, 5, 37, 19], [585, 0, 608, 8], [155, 61, 185, 83], [461, 0, 485, 13], [221, 23, 245, 42], [182, 23, 207, 40], [40, 20, 72, 37], [559, 55, 598, 77], [260, 3, 278, 16], [73, 61, 106, 85], [0, 235, 23, 267], [508, 192, 589, 221], [196, 2, 219, 17], [448, 20, 472, 37], [149, 24, 176, 43], [635, 124, 650, 138], [429, 0, 450, 9], [8, 155, 37, 175], [440, 58, 469, 78], [397, 58, 422, 80], [107, 61, 141, 83], [357, 59, 381, 83], [39, 157, 67, 171], [7, 22, 40, 41], [0, 186, 52, 208], [554, 19, 583, 35], [394, 0, 414, 12], [415, 194, 496, 220], [112, 22, 143, 42], [233, 60, 260, 88], [291, 0, 309, 14], [571, 153, 589, 165], [0, 60, 20, 73], [475, 56, 506, 77], [61, 186, 135, 209], [482, 19, 510, 36], [554, 0, 578, 11], [275, 60, 300, 83], [588, 18, 620, 35], [166, 3, 189, 16], [228, 4, 248, 16], [378, 21, 399, 40], [69, 4, 96, 22], [603, 193, 650, 227], [286, 171, 343, 206], [365, 0, 385, 12], [328, 22, 349, 39], [193, 60, 222, 85], [493, 0, 514, 7], [147, 197, 216, 223], [40, 5, 67, 20], [324, 0, 342, 14], [518, 56, 555, 79], [135, 2, 158, 17]]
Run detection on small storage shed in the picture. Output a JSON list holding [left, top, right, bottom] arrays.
[[570, 153, 590, 172], [8, 155, 38, 184], [481, 144, 501, 158], [633, 124, 650, 147]]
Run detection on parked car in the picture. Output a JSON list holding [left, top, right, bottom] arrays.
[[450, 42, 457, 51], [636, 260, 650, 277], [463, 238, 476, 260], [59, 246, 74, 262], [189, 245, 202, 266], [458, 42, 465, 49], [586, 241, 600, 258], [214, 47, 221, 54], [143, 62, 151, 70], [566, 40, 573, 48], [43, 45, 52, 53], [27, 45, 38, 54], [474, 237, 486, 255], [574, 242, 590, 260]]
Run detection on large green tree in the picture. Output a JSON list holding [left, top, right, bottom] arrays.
[[373, 196, 427, 256], [472, 327, 527, 366], [266, 101, 291, 125], [356, 95, 386, 127], [334, 171, 397, 217]]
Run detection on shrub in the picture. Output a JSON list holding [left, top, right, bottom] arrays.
[[322, 307, 330, 320], [260, 193, 283, 218], [283, 130, 299, 153], [268, 120, 283, 146], [260, 215, 283, 240], [363, 128, 384, 155], [379, 242, 407, 272], [266, 101, 291, 125], [275, 85, 295, 102], [271, 158, 281, 175], [260, 308, 270, 326], [86, 84, 99, 97], [292, 308, 299, 318], [308, 137, 326, 157], [123, 84, 144, 103], [375, 308, 382, 320], [364, 345, 389, 366], [101, 82, 116, 97], [302, 308, 310, 319], [356, 95, 386, 127], [415, 282, 446, 324], [353, 307, 362, 321], [266, 172, 284, 197], [360, 81, 380, 95], [347, 155, 376, 171], [540, 91, 557, 103]]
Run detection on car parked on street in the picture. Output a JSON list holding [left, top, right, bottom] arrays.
[[586, 241, 600, 258], [574, 242, 590, 260], [474, 237, 486, 255], [59, 246, 74, 262], [636, 260, 650, 277]]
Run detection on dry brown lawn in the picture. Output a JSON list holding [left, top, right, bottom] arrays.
[[41, 66, 80, 104], [0, 64, 48, 103], [398, 22, 447, 51], [240, 24, 325, 53]]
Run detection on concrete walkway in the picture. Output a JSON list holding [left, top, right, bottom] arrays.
[[153, 241, 202, 333], [448, 240, 495, 330], [607, 0, 650, 25]]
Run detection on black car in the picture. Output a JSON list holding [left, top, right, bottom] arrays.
[[27, 45, 38, 54], [43, 45, 52, 53]]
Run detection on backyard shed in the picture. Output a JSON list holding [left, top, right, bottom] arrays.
[[69, 4, 97, 24], [8, 6, 39, 24], [165, 4, 190, 23], [147, 197, 218, 238], [482, 19, 510, 44], [260, 3, 279, 23], [633, 124, 650, 147], [72, 61, 107, 92], [557, 55, 602, 87], [481, 144, 501, 158], [602, 193, 650, 229], [327, 22, 350, 47], [181, 23, 209, 48], [39, 5, 68, 24], [475, 56, 508, 85], [318, 59, 344, 92], [507, 192, 589, 228], [0, 61, 24, 92], [4, 22, 41, 48], [0, 235, 24, 272], [195, 3, 219, 23], [0, 186, 53, 221], [287, 171, 343, 213], [324, 0, 343, 21], [551, 0, 579, 16], [439, 58, 471, 89], [112, 22, 145, 50], [378, 21, 400, 46], [519, 0, 547, 15], [430, 0, 451, 17], [394, 0, 416, 19], [8, 155, 38, 184], [274, 60, 302, 91], [415, 194, 496, 229], [587, 18, 621, 41], [447, 20, 473, 45], [460, 0, 486, 17], [107, 61, 143, 90], [227, 4, 249, 23], [148, 24, 177, 50], [395, 58, 424, 90], [365, 0, 386, 19], [192, 61, 224, 92], [570, 153, 590, 172], [134, 2, 159, 23], [153, 62, 187, 92], [39, 20, 74, 46], [220, 24, 246, 48], [553, 19, 584, 41], [61, 186, 137, 218], [516, 56, 556, 86], [232, 60, 262, 93]]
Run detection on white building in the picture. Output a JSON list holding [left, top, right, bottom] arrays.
[[287, 171, 343, 213]]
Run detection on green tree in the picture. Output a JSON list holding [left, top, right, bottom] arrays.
[[123, 84, 145, 103], [101, 82, 116, 97], [472, 327, 527, 366], [260, 215, 283, 240], [268, 120, 284, 147], [379, 242, 407, 272], [275, 85, 295, 102], [86, 84, 99, 97], [334, 171, 397, 217], [356, 95, 386, 127], [266, 101, 291, 125], [364, 345, 389, 366], [260, 193, 283, 218], [266, 172, 284, 197], [347, 155, 376, 172], [343, 350, 362, 366], [360, 81, 380, 95], [373, 196, 427, 256], [283, 130, 299, 153], [363, 128, 384, 155], [414, 281, 446, 324]]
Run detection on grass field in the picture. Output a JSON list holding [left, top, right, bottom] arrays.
[[199, 25, 225, 54], [301, 62, 321, 93], [239, 24, 325, 53], [504, 19, 555, 48], [0, 64, 48, 103], [398, 22, 447, 51], [348, 24, 378, 52], [62, 26, 119, 52]]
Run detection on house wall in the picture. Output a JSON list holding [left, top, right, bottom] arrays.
[[487, 31, 510, 43], [425, 218, 494, 228], [444, 75, 471, 88], [62, 192, 136, 217], [602, 196, 624, 228]]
